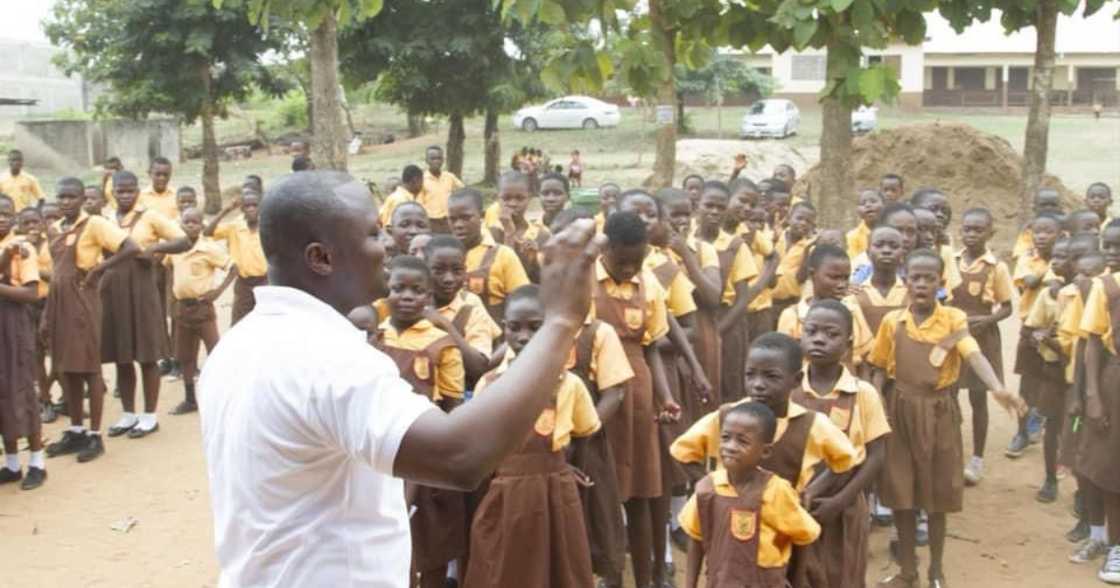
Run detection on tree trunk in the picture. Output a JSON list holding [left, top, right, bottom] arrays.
[[446, 112, 465, 178], [1021, 0, 1058, 225], [407, 111, 428, 138], [816, 45, 855, 229], [199, 66, 222, 215], [676, 93, 686, 134], [483, 108, 501, 186], [647, 0, 676, 189], [308, 12, 347, 171]]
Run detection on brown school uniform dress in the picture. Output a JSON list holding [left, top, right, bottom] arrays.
[[694, 470, 789, 588], [950, 255, 1007, 392], [648, 254, 691, 491], [1077, 274, 1120, 494], [0, 240, 41, 440], [372, 328, 467, 572], [46, 218, 103, 373], [669, 236, 722, 426], [464, 371, 594, 588], [717, 235, 748, 403], [100, 210, 169, 364]]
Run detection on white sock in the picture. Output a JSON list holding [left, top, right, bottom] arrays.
[[139, 412, 157, 429], [68, 425, 86, 434], [670, 495, 686, 531], [4, 453, 19, 472], [28, 450, 45, 469], [1092, 525, 1107, 542], [88, 430, 101, 436], [665, 527, 674, 563], [115, 412, 137, 428]]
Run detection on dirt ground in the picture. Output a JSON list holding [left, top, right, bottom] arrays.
[[0, 290, 1104, 588]]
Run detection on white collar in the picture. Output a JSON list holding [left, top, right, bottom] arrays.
[[252, 286, 367, 340]]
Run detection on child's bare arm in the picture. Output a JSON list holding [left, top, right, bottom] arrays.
[[685, 537, 704, 588], [809, 438, 885, 522], [646, 341, 681, 422], [203, 198, 239, 237], [1084, 335, 1107, 429], [718, 279, 756, 335], [594, 385, 625, 424], [423, 308, 490, 382], [202, 264, 239, 303], [668, 314, 712, 402], [965, 351, 1026, 417], [669, 235, 720, 309]]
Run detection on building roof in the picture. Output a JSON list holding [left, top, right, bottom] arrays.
[[0, 98, 38, 106]]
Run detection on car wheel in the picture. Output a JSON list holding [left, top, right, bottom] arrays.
[[522, 118, 538, 132], [782, 124, 790, 139], [582, 118, 599, 130]]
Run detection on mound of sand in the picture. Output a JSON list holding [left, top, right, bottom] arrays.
[[795, 122, 1076, 250], [676, 139, 818, 183]]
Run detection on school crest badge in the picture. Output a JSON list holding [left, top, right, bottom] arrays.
[[534, 408, 557, 436], [624, 307, 644, 330], [413, 356, 431, 381], [468, 276, 485, 294], [968, 281, 982, 297], [730, 509, 756, 541]]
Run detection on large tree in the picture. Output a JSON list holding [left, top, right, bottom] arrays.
[[46, 0, 286, 213]]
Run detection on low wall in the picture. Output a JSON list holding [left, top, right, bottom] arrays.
[[14, 118, 180, 173]]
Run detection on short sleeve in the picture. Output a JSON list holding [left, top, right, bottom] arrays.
[[642, 280, 670, 345], [950, 312, 981, 357], [1080, 280, 1111, 337], [762, 477, 821, 547], [11, 244, 40, 286], [992, 262, 1014, 304], [850, 303, 875, 361], [593, 323, 635, 390], [868, 315, 897, 372], [729, 243, 760, 284], [435, 346, 466, 399], [87, 216, 128, 253], [462, 308, 495, 358], [495, 246, 530, 298], [776, 306, 799, 338], [670, 409, 718, 465], [697, 241, 720, 270], [1024, 290, 1054, 329], [568, 378, 601, 438], [678, 493, 703, 541], [213, 222, 234, 241], [856, 386, 891, 445], [807, 413, 858, 474], [151, 211, 186, 241], [665, 271, 698, 318]]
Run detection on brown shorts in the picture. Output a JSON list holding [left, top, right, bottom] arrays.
[[173, 300, 217, 363]]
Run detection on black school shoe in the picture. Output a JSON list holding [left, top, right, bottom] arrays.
[[46, 430, 87, 457], [0, 468, 22, 484], [170, 400, 198, 415], [77, 434, 104, 463], [1067, 519, 1090, 543], [20, 467, 46, 490], [127, 422, 159, 439], [1036, 479, 1059, 503]]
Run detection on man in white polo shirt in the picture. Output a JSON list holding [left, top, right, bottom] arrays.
[[199, 171, 598, 587]]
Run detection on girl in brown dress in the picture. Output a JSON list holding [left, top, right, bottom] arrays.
[[464, 285, 597, 588]]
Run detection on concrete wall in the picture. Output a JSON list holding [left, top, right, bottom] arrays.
[[0, 39, 89, 134], [14, 119, 180, 174]]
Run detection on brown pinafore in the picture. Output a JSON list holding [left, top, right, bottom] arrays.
[[46, 218, 102, 373], [569, 322, 627, 579], [373, 330, 468, 571], [651, 256, 689, 490], [594, 277, 661, 500], [466, 244, 504, 322], [1078, 274, 1120, 493], [789, 387, 868, 588], [881, 319, 965, 513], [1069, 277, 1096, 469], [100, 209, 167, 364], [854, 286, 907, 335], [231, 275, 267, 326], [463, 376, 594, 588], [686, 249, 723, 416], [695, 470, 789, 588], [0, 242, 40, 439], [717, 236, 748, 403], [950, 259, 1006, 391]]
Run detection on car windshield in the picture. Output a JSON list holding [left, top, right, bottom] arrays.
[[749, 101, 784, 115]]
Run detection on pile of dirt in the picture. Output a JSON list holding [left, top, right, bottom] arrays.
[[795, 122, 1077, 251], [676, 139, 818, 183]]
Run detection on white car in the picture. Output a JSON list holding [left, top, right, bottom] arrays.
[[740, 99, 800, 139], [852, 105, 878, 134], [513, 96, 622, 131]]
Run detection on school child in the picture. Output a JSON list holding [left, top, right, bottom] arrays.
[[772, 164, 796, 193], [1086, 183, 1113, 227], [567, 149, 583, 187], [539, 172, 570, 229], [379, 164, 424, 228], [489, 171, 548, 282], [463, 285, 598, 588], [422, 235, 501, 385], [420, 145, 465, 234], [847, 189, 884, 260], [868, 249, 1021, 588], [680, 401, 821, 588], [448, 188, 530, 322], [162, 208, 235, 415], [139, 156, 178, 220], [100, 156, 123, 205], [243, 174, 263, 195], [595, 210, 681, 588], [0, 150, 45, 210], [1013, 188, 1065, 262], [742, 205, 781, 339], [0, 194, 47, 490], [851, 203, 919, 287], [768, 191, 793, 233], [792, 299, 891, 588], [1070, 208, 1105, 236], [1008, 213, 1062, 458], [913, 208, 939, 251], [1078, 222, 1120, 583], [43, 177, 139, 463], [364, 255, 467, 588], [40, 202, 62, 227], [176, 187, 198, 213], [389, 202, 433, 260], [16, 208, 55, 422], [204, 191, 267, 325], [880, 173, 905, 203], [854, 226, 909, 335], [595, 182, 621, 232], [772, 202, 817, 318], [950, 207, 1015, 485], [102, 171, 189, 440], [83, 185, 113, 219], [683, 174, 705, 212]]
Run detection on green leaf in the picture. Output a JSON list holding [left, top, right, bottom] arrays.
[[793, 19, 818, 49], [830, 0, 854, 11], [857, 67, 884, 102], [851, 0, 874, 28], [539, 1, 566, 24]]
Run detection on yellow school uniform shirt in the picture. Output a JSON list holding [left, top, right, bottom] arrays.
[[845, 220, 871, 261], [438, 289, 501, 358], [939, 244, 963, 296], [420, 170, 465, 221], [1080, 273, 1120, 356], [0, 233, 40, 287], [742, 229, 775, 312], [32, 239, 50, 298], [668, 236, 720, 276], [466, 231, 530, 307], [52, 211, 130, 271], [777, 296, 874, 361], [0, 172, 44, 210], [955, 249, 1014, 307], [868, 304, 982, 391], [856, 277, 908, 307], [378, 318, 466, 400], [593, 258, 670, 346], [670, 401, 858, 491], [566, 318, 636, 391], [379, 186, 419, 227], [679, 469, 820, 567], [773, 232, 812, 301], [116, 207, 184, 250], [1025, 284, 1073, 380], [483, 201, 501, 229], [164, 238, 231, 300], [139, 185, 179, 220], [799, 367, 891, 463], [1013, 250, 1051, 321], [478, 349, 601, 451], [594, 211, 607, 233], [644, 246, 698, 317], [213, 219, 267, 278], [1012, 228, 1033, 261], [103, 176, 115, 207], [700, 230, 760, 306]]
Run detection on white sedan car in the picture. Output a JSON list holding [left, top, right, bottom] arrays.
[[513, 96, 622, 131], [852, 105, 878, 134], [740, 99, 800, 139]]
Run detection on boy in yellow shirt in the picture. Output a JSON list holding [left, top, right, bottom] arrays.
[[448, 188, 530, 322], [420, 146, 465, 233], [0, 150, 44, 210], [1012, 188, 1064, 262], [139, 156, 178, 220], [378, 164, 424, 228], [16, 208, 55, 422], [205, 191, 267, 325], [489, 171, 548, 282], [773, 202, 817, 318], [847, 189, 884, 260], [1086, 182, 1113, 228]]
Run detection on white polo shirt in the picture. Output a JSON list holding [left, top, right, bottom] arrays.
[[199, 286, 434, 587]]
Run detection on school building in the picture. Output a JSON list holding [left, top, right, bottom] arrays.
[[0, 38, 93, 134], [735, 9, 1120, 111]]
